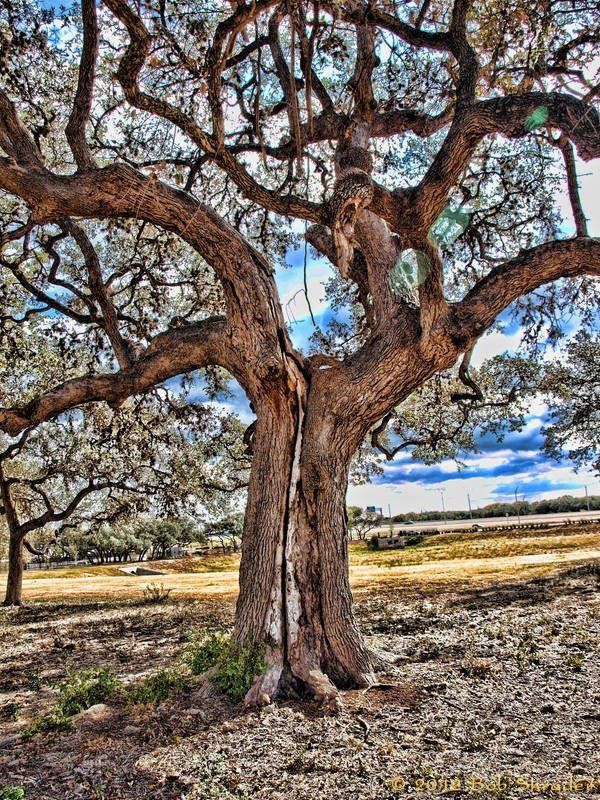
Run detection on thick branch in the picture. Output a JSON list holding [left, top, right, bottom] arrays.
[[0, 91, 44, 167], [454, 238, 600, 342], [448, 0, 478, 106], [327, 2, 449, 52], [65, 0, 99, 169], [0, 160, 274, 320], [412, 92, 600, 232], [0, 317, 233, 436]]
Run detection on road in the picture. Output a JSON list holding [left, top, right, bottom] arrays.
[[383, 509, 600, 533]]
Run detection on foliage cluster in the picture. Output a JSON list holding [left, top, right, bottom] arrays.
[[186, 633, 266, 701]]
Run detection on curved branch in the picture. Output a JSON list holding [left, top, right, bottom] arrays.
[[0, 316, 234, 436], [19, 479, 112, 537], [104, 0, 321, 223], [412, 92, 600, 232], [554, 134, 588, 237], [370, 413, 432, 460], [0, 91, 44, 167], [0, 159, 278, 325], [454, 237, 600, 343], [326, 2, 450, 52], [61, 219, 134, 368], [449, 345, 483, 402], [65, 0, 98, 169]]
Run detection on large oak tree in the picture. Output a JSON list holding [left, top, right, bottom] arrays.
[[0, 0, 598, 702]]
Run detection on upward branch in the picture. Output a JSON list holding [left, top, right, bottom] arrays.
[[65, 0, 98, 169], [454, 238, 600, 343]]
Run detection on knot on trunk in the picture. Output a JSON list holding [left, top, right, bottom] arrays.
[[327, 169, 374, 277]]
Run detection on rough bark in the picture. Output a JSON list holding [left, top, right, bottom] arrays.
[[1, 464, 24, 606], [235, 377, 376, 704]]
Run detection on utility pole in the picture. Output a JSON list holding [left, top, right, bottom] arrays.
[[467, 493, 473, 520], [426, 487, 447, 525], [515, 486, 521, 526], [388, 503, 393, 534], [585, 485, 590, 513], [439, 489, 447, 525]]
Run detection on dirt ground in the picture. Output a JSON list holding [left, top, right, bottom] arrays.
[[1, 530, 599, 799]]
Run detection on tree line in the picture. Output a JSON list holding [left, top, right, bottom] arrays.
[[390, 494, 600, 524]]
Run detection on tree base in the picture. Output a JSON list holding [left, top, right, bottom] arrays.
[[244, 657, 377, 709]]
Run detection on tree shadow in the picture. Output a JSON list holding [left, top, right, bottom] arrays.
[[448, 564, 600, 612]]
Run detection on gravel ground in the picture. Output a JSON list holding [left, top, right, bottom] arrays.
[[1, 563, 599, 800]]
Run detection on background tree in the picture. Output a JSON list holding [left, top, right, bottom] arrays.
[[541, 334, 600, 475], [0, 0, 598, 701], [0, 393, 247, 605], [204, 512, 244, 553], [138, 516, 199, 560], [55, 515, 205, 564], [346, 506, 379, 540]]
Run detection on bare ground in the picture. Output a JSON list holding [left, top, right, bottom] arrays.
[[1, 532, 599, 799]]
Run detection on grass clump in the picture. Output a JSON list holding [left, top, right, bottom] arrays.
[[128, 668, 190, 704], [0, 788, 26, 800], [142, 582, 173, 604], [55, 668, 120, 717], [185, 632, 266, 701], [22, 709, 73, 738], [22, 668, 120, 738]]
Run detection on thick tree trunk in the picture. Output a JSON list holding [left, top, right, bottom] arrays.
[[4, 532, 24, 607], [235, 382, 375, 704]]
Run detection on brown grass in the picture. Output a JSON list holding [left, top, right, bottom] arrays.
[[3, 525, 599, 604]]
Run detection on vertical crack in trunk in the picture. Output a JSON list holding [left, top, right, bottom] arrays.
[[280, 373, 306, 685], [241, 356, 374, 704]]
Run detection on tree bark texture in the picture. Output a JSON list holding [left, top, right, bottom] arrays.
[[1, 465, 24, 606], [234, 361, 389, 703]]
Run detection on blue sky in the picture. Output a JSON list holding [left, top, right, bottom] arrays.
[[198, 157, 600, 514]]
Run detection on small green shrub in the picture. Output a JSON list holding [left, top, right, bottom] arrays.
[[128, 668, 190, 704], [565, 653, 584, 671], [22, 668, 120, 739], [22, 710, 72, 739], [56, 668, 120, 717], [515, 633, 540, 674], [186, 631, 227, 675], [186, 633, 266, 701], [142, 582, 173, 604], [0, 787, 26, 800]]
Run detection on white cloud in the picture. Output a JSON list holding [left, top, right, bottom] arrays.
[[347, 463, 599, 514], [471, 328, 523, 366]]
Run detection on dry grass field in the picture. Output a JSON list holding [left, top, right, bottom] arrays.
[[5, 526, 600, 604], [1, 525, 600, 799]]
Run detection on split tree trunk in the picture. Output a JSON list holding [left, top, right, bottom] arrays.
[[235, 379, 375, 704]]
